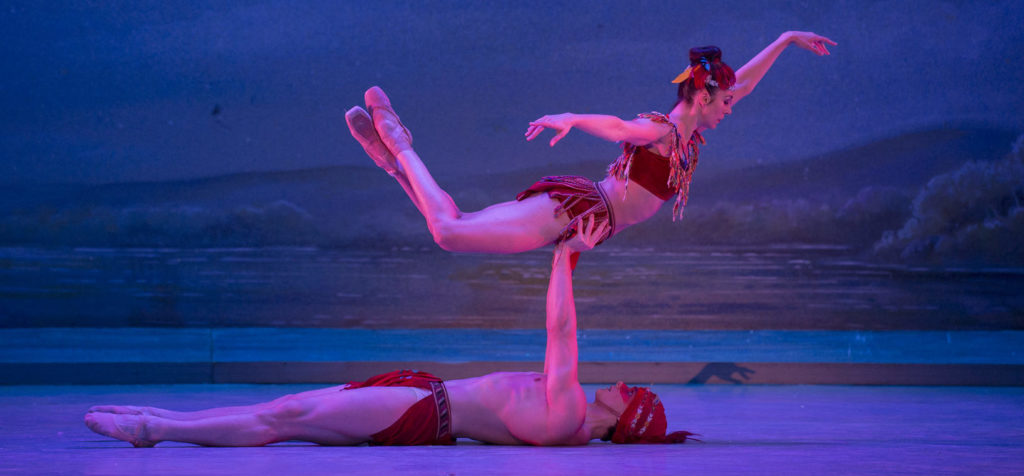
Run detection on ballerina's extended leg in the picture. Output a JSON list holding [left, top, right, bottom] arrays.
[[358, 86, 568, 253], [346, 106, 432, 217]]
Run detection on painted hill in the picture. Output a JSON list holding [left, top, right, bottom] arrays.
[[691, 125, 1020, 204], [0, 124, 1018, 251], [0, 165, 429, 247]]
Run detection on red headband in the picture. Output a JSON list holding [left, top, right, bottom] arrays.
[[611, 387, 697, 444]]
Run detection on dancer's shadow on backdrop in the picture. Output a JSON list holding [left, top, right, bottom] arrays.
[[688, 362, 755, 384]]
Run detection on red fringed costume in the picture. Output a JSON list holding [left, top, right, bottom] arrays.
[[516, 176, 615, 246], [607, 112, 704, 222], [517, 111, 703, 248]]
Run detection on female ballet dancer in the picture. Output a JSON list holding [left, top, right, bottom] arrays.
[[346, 31, 835, 253]]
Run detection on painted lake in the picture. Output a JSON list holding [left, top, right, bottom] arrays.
[[1, 246, 1021, 330]]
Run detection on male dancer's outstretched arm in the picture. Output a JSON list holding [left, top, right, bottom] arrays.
[[539, 218, 606, 438], [496, 216, 611, 445]]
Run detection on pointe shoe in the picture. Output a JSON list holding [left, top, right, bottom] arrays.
[[364, 86, 413, 155], [346, 106, 398, 175]]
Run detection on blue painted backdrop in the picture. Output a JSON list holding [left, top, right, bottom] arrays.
[[1, 1, 1022, 330]]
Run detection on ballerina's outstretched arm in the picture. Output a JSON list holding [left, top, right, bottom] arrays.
[[525, 113, 671, 147], [731, 31, 837, 105]]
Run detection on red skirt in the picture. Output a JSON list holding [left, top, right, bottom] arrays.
[[516, 175, 615, 246]]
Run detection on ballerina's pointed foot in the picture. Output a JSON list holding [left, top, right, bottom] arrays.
[[364, 86, 413, 155], [345, 106, 399, 175], [84, 412, 156, 448]]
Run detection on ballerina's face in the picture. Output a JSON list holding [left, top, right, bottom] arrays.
[[698, 90, 734, 130]]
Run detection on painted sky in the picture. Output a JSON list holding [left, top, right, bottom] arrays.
[[2, 0, 1023, 185]]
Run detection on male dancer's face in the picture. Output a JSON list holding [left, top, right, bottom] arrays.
[[594, 381, 633, 415]]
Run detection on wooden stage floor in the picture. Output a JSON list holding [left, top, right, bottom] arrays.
[[2, 384, 1021, 475]]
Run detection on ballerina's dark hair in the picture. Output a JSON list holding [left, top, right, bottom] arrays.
[[674, 46, 736, 107]]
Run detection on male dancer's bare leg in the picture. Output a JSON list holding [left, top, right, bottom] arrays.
[[85, 386, 425, 447], [88, 385, 351, 421], [363, 87, 568, 253]]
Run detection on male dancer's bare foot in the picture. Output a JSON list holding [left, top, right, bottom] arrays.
[[88, 404, 147, 415], [87, 404, 179, 420], [365, 86, 413, 155], [84, 412, 157, 447], [346, 106, 399, 175]]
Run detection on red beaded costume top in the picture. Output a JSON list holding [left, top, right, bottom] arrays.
[[607, 112, 704, 221]]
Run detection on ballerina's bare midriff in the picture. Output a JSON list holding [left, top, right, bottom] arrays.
[[597, 174, 666, 234]]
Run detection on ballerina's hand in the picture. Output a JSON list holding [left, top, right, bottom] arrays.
[[787, 31, 837, 56], [525, 113, 575, 147]]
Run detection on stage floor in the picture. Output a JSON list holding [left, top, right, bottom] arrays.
[[1, 384, 1021, 475]]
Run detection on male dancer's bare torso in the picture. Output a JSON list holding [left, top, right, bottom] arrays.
[[396, 372, 590, 446]]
